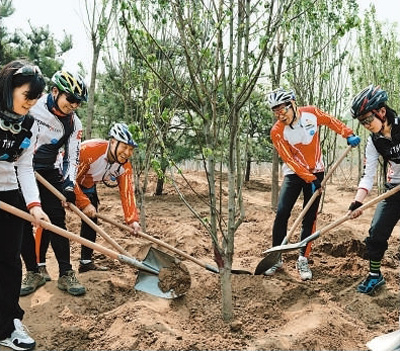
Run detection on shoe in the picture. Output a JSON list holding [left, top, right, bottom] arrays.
[[20, 271, 46, 296], [57, 270, 86, 296], [38, 265, 51, 281], [78, 261, 108, 273], [0, 319, 35, 350], [357, 273, 385, 294], [264, 259, 283, 276], [296, 256, 312, 280]]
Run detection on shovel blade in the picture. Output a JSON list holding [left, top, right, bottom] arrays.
[[255, 232, 321, 275], [254, 252, 282, 275], [134, 247, 191, 299]]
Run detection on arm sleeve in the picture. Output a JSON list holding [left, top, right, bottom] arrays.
[[15, 123, 41, 208], [74, 151, 92, 210], [310, 106, 354, 138], [358, 136, 380, 193], [118, 162, 139, 224], [63, 116, 83, 186]]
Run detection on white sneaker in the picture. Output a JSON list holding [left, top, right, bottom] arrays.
[[297, 256, 312, 280], [0, 319, 35, 350], [264, 259, 283, 276]]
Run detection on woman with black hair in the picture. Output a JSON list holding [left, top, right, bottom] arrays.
[[0, 59, 49, 351], [349, 84, 400, 295]]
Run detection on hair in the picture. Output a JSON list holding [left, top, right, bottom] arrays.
[[380, 102, 397, 126], [0, 59, 45, 113]]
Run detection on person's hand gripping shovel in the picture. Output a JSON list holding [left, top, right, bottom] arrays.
[[255, 145, 352, 275]]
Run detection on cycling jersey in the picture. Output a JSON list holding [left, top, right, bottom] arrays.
[[75, 139, 139, 224], [0, 113, 40, 208], [30, 94, 82, 186], [270, 105, 354, 183], [358, 117, 400, 192]]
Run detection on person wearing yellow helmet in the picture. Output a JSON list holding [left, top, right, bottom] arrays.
[[20, 70, 88, 297]]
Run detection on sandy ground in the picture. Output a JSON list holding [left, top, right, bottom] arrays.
[[6, 170, 399, 350]]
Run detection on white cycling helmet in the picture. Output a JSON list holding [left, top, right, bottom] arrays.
[[267, 88, 296, 108], [109, 123, 138, 147]]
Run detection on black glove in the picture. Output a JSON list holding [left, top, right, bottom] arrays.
[[348, 200, 362, 211], [311, 179, 321, 194], [62, 181, 76, 204]]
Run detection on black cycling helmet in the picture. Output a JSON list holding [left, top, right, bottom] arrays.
[[350, 84, 388, 119], [51, 70, 88, 102]]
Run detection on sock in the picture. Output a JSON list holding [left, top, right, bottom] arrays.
[[369, 260, 381, 275], [80, 260, 92, 265], [37, 262, 46, 267]]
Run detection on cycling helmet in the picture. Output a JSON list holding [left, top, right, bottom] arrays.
[[267, 88, 296, 109], [109, 123, 138, 147], [350, 84, 388, 119], [51, 71, 88, 102]]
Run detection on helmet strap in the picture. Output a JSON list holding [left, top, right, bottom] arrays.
[[289, 101, 297, 129], [108, 139, 128, 165]]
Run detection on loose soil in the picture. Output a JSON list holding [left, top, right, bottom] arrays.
[[8, 171, 400, 350]]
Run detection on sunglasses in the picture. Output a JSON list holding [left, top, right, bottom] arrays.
[[64, 93, 83, 105], [272, 104, 291, 116], [358, 113, 377, 126], [14, 65, 42, 76]]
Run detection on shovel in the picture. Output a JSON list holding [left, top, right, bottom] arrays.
[[366, 329, 400, 351], [254, 145, 352, 275], [96, 213, 253, 275], [35, 172, 131, 256], [0, 200, 190, 299], [254, 183, 400, 274]]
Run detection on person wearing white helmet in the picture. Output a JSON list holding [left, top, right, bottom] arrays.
[[20, 70, 88, 297], [73, 122, 141, 272], [265, 87, 360, 281]]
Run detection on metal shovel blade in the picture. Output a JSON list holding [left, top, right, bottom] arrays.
[[134, 247, 191, 299], [254, 232, 321, 275]]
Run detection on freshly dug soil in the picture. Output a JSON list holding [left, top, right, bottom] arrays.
[[158, 261, 191, 295]]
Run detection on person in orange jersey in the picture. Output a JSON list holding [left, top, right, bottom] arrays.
[[75, 123, 140, 272], [265, 88, 360, 280]]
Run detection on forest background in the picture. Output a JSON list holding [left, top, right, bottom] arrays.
[[1, 0, 399, 320]]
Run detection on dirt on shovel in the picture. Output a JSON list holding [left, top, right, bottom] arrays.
[[158, 261, 191, 295]]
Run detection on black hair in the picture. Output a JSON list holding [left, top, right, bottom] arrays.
[[0, 59, 45, 113], [382, 103, 397, 126]]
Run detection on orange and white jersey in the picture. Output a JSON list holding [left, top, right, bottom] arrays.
[[75, 139, 139, 224], [270, 106, 354, 183]]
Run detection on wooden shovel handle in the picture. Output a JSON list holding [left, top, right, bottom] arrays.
[[284, 145, 352, 243], [1, 201, 119, 259], [35, 172, 130, 256], [96, 213, 211, 270]]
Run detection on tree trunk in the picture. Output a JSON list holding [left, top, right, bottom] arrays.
[[85, 46, 100, 139], [220, 267, 233, 321], [271, 148, 279, 211]]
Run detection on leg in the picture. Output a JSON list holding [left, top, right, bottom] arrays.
[[272, 174, 303, 246], [0, 190, 25, 340], [300, 172, 324, 256], [20, 221, 39, 273], [37, 169, 85, 296], [357, 191, 400, 294], [80, 189, 99, 261]]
